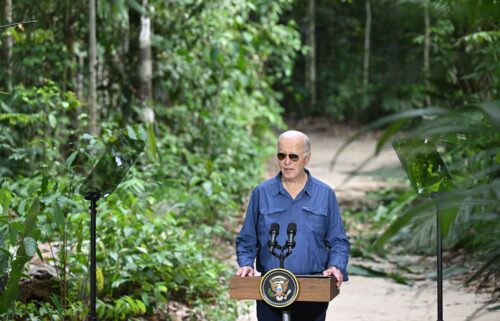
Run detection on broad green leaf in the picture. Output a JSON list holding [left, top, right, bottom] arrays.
[[0, 189, 12, 214], [0, 251, 9, 274], [375, 119, 409, 155], [426, 265, 468, 280], [373, 199, 435, 250], [53, 201, 65, 233], [41, 176, 48, 194], [478, 101, 500, 129], [48, 114, 57, 128], [23, 237, 37, 257], [137, 247, 148, 254], [97, 267, 104, 291], [126, 125, 137, 140], [439, 206, 458, 238], [65, 151, 78, 167], [24, 198, 40, 236], [466, 252, 500, 284], [0, 198, 40, 313], [347, 264, 413, 285], [488, 304, 500, 311]]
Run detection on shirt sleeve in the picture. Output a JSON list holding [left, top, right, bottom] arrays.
[[326, 189, 350, 280], [235, 188, 260, 268]]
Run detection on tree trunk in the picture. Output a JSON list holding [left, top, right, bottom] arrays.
[[63, 0, 75, 92], [363, 0, 371, 92], [4, 0, 13, 90], [139, 0, 154, 123], [305, 0, 316, 109], [423, 1, 431, 107], [88, 0, 98, 135]]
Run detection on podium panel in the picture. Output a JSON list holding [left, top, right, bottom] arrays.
[[230, 276, 339, 302]]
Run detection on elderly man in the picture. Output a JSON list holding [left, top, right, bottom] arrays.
[[235, 130, 350, 321]]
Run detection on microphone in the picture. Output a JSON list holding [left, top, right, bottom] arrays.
[[268, 223, 280, 252], [286, 223, 297, 251]]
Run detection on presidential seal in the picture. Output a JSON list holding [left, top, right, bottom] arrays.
[[259, 268, 300, 308]]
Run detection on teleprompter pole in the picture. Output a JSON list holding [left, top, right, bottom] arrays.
[[431, 192, 443, 321], [85, 192, 101, 321]]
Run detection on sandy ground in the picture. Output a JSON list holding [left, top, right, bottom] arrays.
[[236, 126, 499, 321]]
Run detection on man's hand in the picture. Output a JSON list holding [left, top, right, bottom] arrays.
[[236, 266, 255, 277], [322, 266, 343, 288]]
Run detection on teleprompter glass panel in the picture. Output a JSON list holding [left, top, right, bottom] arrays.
[[80, 131, 145, 198], [392, 138, 453, 197]]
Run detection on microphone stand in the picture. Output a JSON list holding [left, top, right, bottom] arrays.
[[269, 237, 295, 321]]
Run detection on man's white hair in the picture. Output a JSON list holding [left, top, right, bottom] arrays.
[[278, 130, 311, 154]]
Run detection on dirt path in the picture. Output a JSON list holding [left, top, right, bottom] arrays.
[[237, 125, 499, 321]]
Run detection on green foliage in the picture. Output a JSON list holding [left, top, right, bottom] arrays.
[[0, 82, 80, 177], [0, 198, 41, 314], [284, 0, 499, 122], [336, 103, 500, 283], [0, 300, 86, 321], [0, 1, 299, 320]]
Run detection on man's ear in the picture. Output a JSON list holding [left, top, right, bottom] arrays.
[[305, 153, 311, 165]]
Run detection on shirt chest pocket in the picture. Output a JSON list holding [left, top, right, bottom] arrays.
[[258, 207, 286, 228], [302, 207, 328, 233]]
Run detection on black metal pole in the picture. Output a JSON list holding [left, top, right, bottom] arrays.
[[436, 196, 443, 321], [430, 192, 444, 321], [85, 192, 100, 321]]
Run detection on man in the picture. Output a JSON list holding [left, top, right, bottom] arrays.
[[235, 130, 350, 321]]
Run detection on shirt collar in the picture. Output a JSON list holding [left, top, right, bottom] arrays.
[[273, 169, 312, 197]]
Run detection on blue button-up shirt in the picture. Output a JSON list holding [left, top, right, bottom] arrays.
[[236, 170, 350, 279]]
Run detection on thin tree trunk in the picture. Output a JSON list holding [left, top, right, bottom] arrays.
[[363, 0, 372, 92], [88, 0, 98, 135], [423, 1, 431, 107], [4, 0, 13, 90], [305, 0, 316, 108], [76, 55, 85, 103], [139, 0, 154, 123]]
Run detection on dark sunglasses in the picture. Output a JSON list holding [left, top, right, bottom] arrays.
[[277, 152, 300, 162]]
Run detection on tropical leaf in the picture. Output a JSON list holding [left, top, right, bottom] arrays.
[[465, 251, 500, 284], [23, 237, 37, 257], [0, 198, 40, 314], [347, 264, 413, 285], [373, 199, 435, 250], [52, 201, 65, 233], [330, 108, 450, 170], [0, 250, 9, 274], [426, 265, 468, 280], [478, 101, 500, 129]]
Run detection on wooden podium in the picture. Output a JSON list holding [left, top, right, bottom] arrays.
[[230, 275, 339, 302]]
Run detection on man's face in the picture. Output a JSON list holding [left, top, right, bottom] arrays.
[[277, 136, 310, 181]]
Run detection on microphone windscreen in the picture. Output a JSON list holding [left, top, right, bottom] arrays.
[[271, 223, 280, 234], [287, 223, 297, 234]]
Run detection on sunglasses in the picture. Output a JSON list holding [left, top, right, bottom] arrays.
[[277, 152, 300, 162]]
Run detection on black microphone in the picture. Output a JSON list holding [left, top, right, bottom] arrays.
[[268, 223, 280, 252], [286, 223, 297, 251]]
